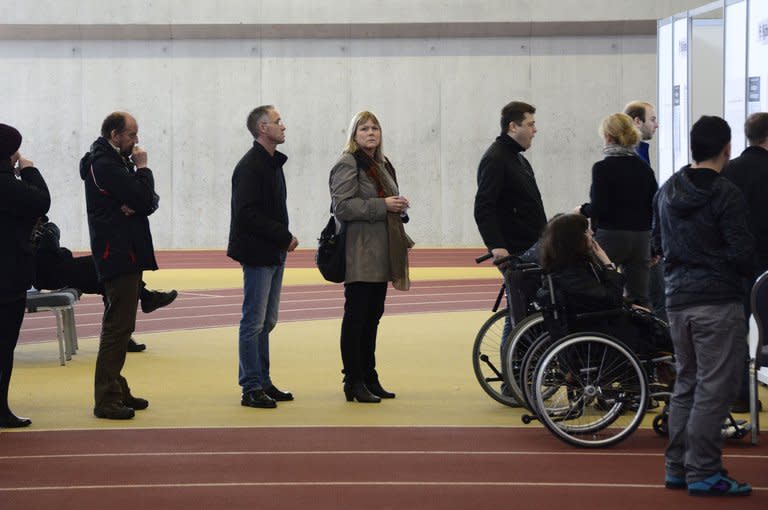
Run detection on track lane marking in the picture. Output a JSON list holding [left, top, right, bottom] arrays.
[[6, 481, 768, 492], [2, 450, 766, 460]]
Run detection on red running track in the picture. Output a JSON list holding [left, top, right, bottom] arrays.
[[19, 279, 502, 344], [1, 427, 765, 510]]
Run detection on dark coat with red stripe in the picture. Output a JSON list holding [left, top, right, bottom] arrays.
[[79, 137, 158, 283]]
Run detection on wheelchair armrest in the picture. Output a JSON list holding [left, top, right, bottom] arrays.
[[573, 308, 624, 321]]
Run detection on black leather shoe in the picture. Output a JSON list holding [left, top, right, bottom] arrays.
[[124, 396, 149, 410], [366, 380, 396, 399], [241, 390, 277, 409], [0, 413, 32, 428], [141, 289, 178, 314], [344, 382, 381, 403], [264, 385, 294, 401], [94, 404, 135, 420], [127, 338, 146, 352]]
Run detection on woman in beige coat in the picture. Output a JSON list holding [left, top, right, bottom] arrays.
[[329, 111, 413, 403]]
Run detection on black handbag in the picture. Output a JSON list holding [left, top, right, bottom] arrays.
[[316, 215, 345, 283]]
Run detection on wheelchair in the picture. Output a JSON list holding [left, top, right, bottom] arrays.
[[508, 273, 677, 447], [471, 253, 542, 406]]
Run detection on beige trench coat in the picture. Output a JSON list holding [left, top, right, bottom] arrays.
[[329, 152, 399, 284]]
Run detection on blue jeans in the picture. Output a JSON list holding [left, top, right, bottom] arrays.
[[238, 264, 284, 394]]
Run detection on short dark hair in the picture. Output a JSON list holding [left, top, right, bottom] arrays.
[[500, 101, 536, 134], [246, 105, 274, 138], [539, 213, 590, 273], [745, 112, 768, 146], [690, 115, 731, 163], [101, 112, 128, 138]]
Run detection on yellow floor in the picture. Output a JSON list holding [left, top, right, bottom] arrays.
[[141, 266, 500, 291], [10, 310, 532, 431], [7, 266, 766, 432]]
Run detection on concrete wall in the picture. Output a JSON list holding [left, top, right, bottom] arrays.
[[0, 1, 705, 250]]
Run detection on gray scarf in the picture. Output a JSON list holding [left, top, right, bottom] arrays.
[[602, 143, 638, 158]]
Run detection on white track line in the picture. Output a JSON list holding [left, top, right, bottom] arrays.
[[21, 300, 490, 332], [2, 450, 766, 460], [1, 481, 766, 492]]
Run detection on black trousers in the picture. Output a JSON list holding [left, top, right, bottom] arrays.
[[0, 297, 27, 415], [94, 272, 142, 409], [340, 282, 387, 384]]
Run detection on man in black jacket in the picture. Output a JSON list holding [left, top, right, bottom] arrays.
[[80, 112, 159, 420], [0, 123, 50, 428], [228, 105, 298, 409], [473, 101, 546, 404], [724, 112, 768, 275], [474, 101, 546, 263], [653, 116, 754, 496], [723, 112, 768, 393]]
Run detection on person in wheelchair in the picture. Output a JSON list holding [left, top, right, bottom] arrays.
[[536, 213, 672, 358]]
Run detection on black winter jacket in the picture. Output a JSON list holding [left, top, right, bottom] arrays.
[[652, 166, 755, 309], [0, 160, 50, 299], [227, 141, 293, 267], [79, 137, 158, 283], [474, 135, 547, 255], [589, 155, 658, 231], [723, 146, 768, 273], [539, 261, 626, 316]]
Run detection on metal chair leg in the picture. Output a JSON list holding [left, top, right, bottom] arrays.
[[54, 309, 67, 365]]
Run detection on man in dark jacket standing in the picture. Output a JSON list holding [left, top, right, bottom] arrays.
[[653, 116, 754, 496], [474, 101, 546, 263], [723, 112, 768, 398], [80, 112, 158, 420], [228, 105, 298, 409], [724, 112, 768, 275], [0, 123, 50, 428], [473, 101, 546, 404]]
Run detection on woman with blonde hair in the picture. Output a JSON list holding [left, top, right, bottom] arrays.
[[328, 111, 413, 403], [580, 112, 658, 308]]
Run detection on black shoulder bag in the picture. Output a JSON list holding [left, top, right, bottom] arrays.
[[316, 210, 345, 283]]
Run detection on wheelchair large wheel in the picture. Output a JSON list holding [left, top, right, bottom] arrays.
[[502, 312, 546, 405], [533, 333, 648, 448], [472, 309, 519, 406], [519, 334, 562, 414]]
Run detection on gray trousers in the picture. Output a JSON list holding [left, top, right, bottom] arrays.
[[665, 302, 747, 483], [594, 229, 650, 307]]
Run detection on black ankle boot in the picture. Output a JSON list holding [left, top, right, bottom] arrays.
[[343, 382, 381, 403], [366, 379, 395, 399]]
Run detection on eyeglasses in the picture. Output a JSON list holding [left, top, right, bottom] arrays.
[[260, 119, 285, 127]]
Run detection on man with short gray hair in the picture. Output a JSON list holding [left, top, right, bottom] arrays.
[[228, 105, 298, 409]]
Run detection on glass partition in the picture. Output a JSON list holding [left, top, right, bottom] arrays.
[[658, 18, 675, 182], [725, 0, 748, 154]]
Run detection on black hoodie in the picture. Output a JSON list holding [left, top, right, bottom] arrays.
[[79, 137, 158, 283], [652, 166, 754, 309]]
